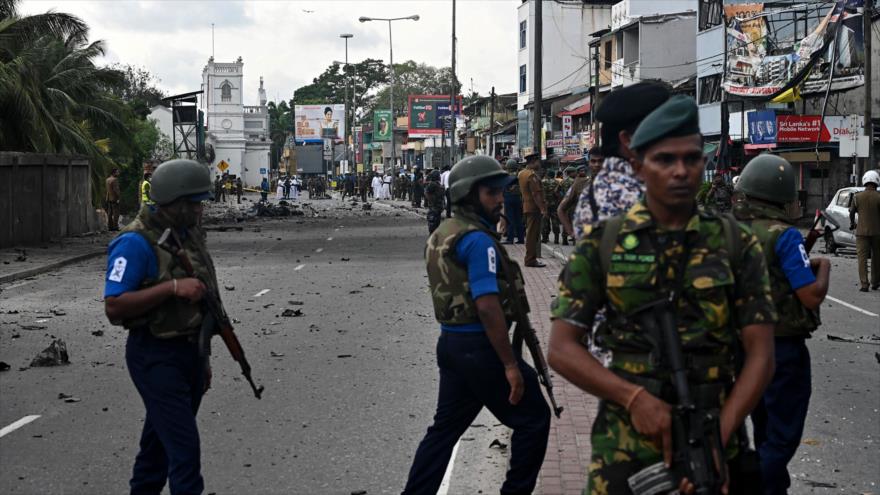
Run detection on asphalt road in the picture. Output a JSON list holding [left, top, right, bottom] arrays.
[[0, 197, 497, 495], [1, 195, 878, 495]]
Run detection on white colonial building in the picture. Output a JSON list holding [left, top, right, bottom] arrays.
[[200, 57, 270, 186]]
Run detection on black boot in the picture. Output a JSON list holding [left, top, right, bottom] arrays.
[[562, 235, 569, 246], [554, 233, 559, 245]]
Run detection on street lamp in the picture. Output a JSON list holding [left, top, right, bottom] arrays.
[[359, 14, 419, 174], [339, 34, 353, 174]]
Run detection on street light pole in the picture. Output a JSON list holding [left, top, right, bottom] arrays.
[[359, 15, 419, 175], [340, 33, 353, 174]]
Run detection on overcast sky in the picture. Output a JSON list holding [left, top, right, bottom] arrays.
[[20, 0, 521, 105]]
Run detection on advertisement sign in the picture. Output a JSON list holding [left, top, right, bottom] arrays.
[[775, 115, 862, 143], [373, 109, 392, 142], [747, 110, 777, 144], [561, 115, 573, 138], [407, 95, 463, 139], [295, 104, 345, 144], [722, 1, 863, 99], [353, 126, 363, 165]]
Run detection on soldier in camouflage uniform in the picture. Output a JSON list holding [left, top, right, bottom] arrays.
[[734, 155, 830, 495], [104, 159, 224, 494], [547, 96, 777, 494], [403, 155, 550, 495], [541, 170, 564, 243], [556, 166, 577, 245], [703, 172, 734, 213], [424, 170, 445, 234]]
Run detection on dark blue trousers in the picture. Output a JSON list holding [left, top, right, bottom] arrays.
[[126, 330, 205, 495], [503, 194, 525, 243], [752, 337, 811, 495], [403, 332, 551, 495]]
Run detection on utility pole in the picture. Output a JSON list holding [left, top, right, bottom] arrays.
[[533, 0, 543, 158], [592, 43, 600, 145], [865, 0, 874, 174], [450, 0, 457, 168], [341, 34, 353, 174], [490, 86, 496, 158]]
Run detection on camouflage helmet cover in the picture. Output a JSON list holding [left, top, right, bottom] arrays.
[[150, 159, 213, 205], [449, 155, 510, 204], [736, 154, 797, 204]]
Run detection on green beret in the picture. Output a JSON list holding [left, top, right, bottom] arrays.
[[630, 95, 701, 152], [564, 166, 576, 173]]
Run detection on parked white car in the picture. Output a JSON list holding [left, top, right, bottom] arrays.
[[823, 186, 864, 254]]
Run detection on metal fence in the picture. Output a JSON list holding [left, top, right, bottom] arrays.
[[0, 153, 94, 248]]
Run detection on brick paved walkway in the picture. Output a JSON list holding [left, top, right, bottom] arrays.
[[503, 242, 597, 495]]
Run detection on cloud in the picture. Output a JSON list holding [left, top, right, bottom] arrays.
[[19, 0, 521, 104]]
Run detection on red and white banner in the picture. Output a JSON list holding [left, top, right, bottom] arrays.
[[775, 115, 861, 143]]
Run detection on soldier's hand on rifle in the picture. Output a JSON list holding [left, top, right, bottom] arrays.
[[505, 363, 524, 405], [173, 278, 207, 304], [628, 390, 673, 466]]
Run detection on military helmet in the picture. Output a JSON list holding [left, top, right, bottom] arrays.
[[736, 154, 797, 204], [150, 159, 213, 205], [505, 158, 519, 171], [861, 169, 880, 186], [429, 170, 441, 181], [449, 155, 512, 204]]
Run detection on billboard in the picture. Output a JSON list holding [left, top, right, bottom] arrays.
[[722, 1, 864, 100], [373, 109, 392, 142], [295, 104, 345, 144], [747, 110, 777, 144], [776, 115, 862, 143], [407, 95, 463, 139]]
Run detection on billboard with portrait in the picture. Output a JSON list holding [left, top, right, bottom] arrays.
[[407, 95, 463, 139], [295, 104, 345, 144], [373, 109, 392, 142]]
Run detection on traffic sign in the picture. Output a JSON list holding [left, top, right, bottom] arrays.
[[217, 160, 229, 172], [259, 168, 267, 174]]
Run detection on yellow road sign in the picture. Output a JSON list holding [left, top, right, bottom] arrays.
[[217, 160, 230, 172]]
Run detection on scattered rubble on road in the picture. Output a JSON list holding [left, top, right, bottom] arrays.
[[281, 309, 303, 317], [0, 361, 10, 372], [58, 392, 81, 403], [29, 339, 70, 367]]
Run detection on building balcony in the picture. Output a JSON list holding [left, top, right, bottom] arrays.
[[611, 59, 640, 88]]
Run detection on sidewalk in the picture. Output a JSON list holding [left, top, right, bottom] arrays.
[[0, 233, 113, 285], [502, 242, 596, 495]]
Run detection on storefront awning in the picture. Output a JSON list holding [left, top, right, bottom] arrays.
[[557, 103, 591, 117]]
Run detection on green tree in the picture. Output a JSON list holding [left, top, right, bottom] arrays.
[[292, 58, 389, 125], [106, 64, 166, 118], [372, 61, 461, 119], [267, 100, 292, 169]]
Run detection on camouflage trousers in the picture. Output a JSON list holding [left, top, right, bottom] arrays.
[[542, 206, 560, 240], [427, 208, 443, 234], [585, 400, 663, 495]]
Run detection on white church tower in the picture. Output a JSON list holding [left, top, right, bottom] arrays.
[[201, 56, 270, 187]]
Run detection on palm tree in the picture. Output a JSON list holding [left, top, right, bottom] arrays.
[[1, 0, 131, 203]]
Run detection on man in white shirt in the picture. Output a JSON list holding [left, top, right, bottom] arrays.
[[439, 165, 452, 217], [382, 173, 392, 199], [371, 173, 383, 199]]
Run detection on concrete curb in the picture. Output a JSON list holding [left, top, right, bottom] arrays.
[[0, 249, 105, 285]]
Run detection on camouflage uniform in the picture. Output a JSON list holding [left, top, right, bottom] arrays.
[[551, 201, 777, 494], [424, 180, 445, 234], [541, 176, 562, 242], [705, 182, 734, 213]]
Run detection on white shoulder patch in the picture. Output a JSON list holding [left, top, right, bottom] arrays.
[[798, 243, 810, 267], [108, 257, 127, 282], [487, 247, 497, 274]]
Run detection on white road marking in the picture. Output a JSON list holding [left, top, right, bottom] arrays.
[[826, 296, 879, 318], [0, 415, 41, 439], [437, 439, 461, 495], [315, 248, 324, 253], [294, 264, 305, 271], [253, 289, 271, 298], [542, 243, 569, 263]]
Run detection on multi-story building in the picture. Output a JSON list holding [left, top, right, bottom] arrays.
[[200, 57, 270, 186]]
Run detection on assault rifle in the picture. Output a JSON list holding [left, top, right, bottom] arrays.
[[627, 299, 726, 495], [158, 228, 264, 399], [804, 209, 841, 254], [496, 245, 563, 418]]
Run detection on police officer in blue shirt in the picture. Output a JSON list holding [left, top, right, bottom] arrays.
[[104, 159, 221, 495], [734, 154, 831, 495], [403, 156, 551, 495]]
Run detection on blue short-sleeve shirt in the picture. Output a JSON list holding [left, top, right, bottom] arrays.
[[104, 232, 158, 298], [440, 229, 501, 333], [774, 227, 816, 290]]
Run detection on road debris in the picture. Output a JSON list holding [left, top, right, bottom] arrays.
[[225, 285, 236, 291], [30, 339, 70, 367], [489, 439, 508, 450], [281, 309, 304, 317], [826, 334, 880, 345], [0, 361, 10, 372], [337, 354, 353, 359], [58, 392, 81, 403], [91, 330, 104, 336]]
